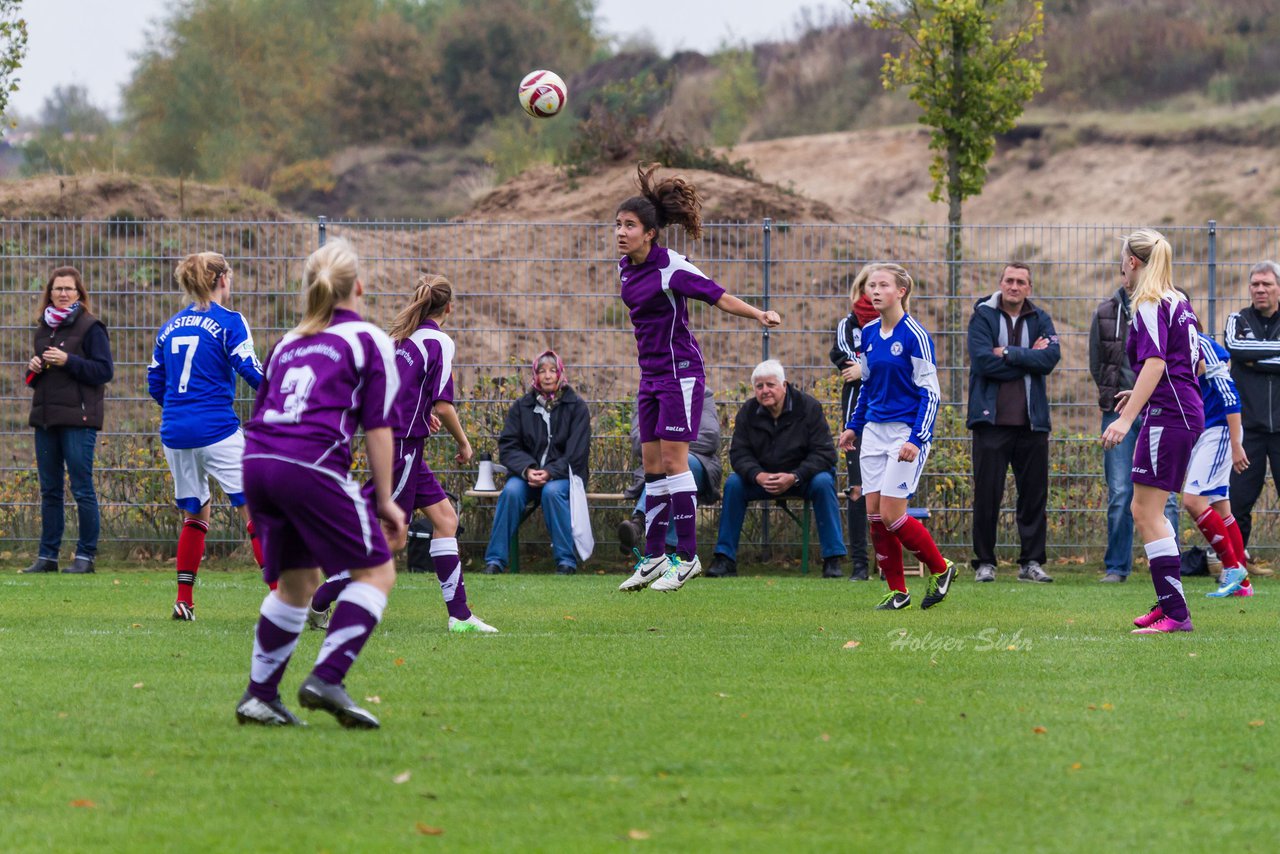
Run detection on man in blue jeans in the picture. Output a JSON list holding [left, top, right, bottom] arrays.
[[706, 360, 846, 578], [1090, 281, 1181, 582]]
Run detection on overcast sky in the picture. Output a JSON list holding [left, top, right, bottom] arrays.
[[8, 0, 852, 119]]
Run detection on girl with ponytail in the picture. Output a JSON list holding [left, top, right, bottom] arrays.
[[236, 239, 407, 728], [1101, 228, 1205, 634], [310, 274, 498, 634], [615, 163, 781, 593]]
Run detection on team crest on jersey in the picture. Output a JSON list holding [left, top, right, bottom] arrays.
[[890, 342, 904, 356]]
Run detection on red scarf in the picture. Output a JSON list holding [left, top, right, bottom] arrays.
[[44, 301, 80, 329], [852, 294, 878, 326]]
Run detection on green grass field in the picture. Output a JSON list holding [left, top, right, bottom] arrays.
[[2, 562, 1276, 852]]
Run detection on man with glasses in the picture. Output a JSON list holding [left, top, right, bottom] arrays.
[[1222, 260, 1280, 571], [967, 263, 1060, 583]]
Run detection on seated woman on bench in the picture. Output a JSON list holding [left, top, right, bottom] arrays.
[[482, 350, 591, 575]]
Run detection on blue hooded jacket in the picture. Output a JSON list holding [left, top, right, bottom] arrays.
[[966, 292, 1060, 432]]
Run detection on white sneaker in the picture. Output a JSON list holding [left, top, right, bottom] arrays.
[[651, 554, 702, 591], [449, 614, 499, 634], [306, 606, 331, 631], [619, 552, 668, 591]]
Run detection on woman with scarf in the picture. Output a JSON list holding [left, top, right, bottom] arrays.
[[829, 266, 879, 582], [482, 351, 591, 575], [23, 266, 114, 575]]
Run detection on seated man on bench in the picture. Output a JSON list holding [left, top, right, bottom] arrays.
[[707, 359, 846, 578], [482, 350, 591, 575]]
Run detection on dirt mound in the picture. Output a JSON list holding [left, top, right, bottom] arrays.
[[0, 173, 295, 221], [466, 163, 840, 223]]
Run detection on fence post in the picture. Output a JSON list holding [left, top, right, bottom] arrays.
[[760, 217, 772, 556], [318, 215, 327, 247], [762, 217, 772, 361], [1207, 219, 1217, 337]]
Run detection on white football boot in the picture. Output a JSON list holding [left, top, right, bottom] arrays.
[[619, 550, 668, 592], [651, 554, 702, 591]]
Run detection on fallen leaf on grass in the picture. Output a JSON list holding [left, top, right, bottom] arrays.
[[57, 712, 68, 719], [628, 829, 650, 840], [1033, 726, 1047, 734], [130, 623, 142, 629], [113, 579, 120, 586], [131, 682, 145, 689], [646, 627, 658, 632], [1249, 720, 1265, 728], [817, 626, 825, 632], [69, 799, 96, 808], [365, 696, 381, 705], [819, 733, 831, 742], [1088, 705, 1097, 711], [1188, 653, 1197, 658], [842, 640, 861, 649], [416, 823, 443, 836], [1102, 703, 1114, 711], [715, 692, 730, 698], [1065, 619, 1075, 625], [563, 615, 576, 621], [1069, 762, 1082, 772], [394, 658, 405, 666], [393, 771, 411, 784]]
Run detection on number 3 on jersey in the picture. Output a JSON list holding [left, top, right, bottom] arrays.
[[263, 365, 318, 424]]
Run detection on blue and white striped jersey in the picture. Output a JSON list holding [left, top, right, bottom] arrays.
[[1198, 336, 1240, 429], [847, 313, 941, 448]]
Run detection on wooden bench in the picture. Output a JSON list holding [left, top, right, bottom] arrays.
[[464, 489, 627, 573]]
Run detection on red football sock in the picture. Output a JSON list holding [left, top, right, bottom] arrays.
[[246, 518, 276, 589], [176, 518, 209, 605], [1223, 514, 1247, 569], [870, 515, 907, 594], [888, 513, 947, 575], [1195, 507, 1240, 569]]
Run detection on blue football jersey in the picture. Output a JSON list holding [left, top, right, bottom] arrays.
[[148, 302, 263, 449], [847, 313, 941, 448], [1198, 336, 1240, 429]]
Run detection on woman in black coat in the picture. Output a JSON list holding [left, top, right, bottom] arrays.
[[482, 350, 591, 574], [23, 266, 114, 575]]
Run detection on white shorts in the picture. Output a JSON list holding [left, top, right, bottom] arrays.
[[164, 431, 247, 514], [859, 421, 930, 499], [1183, 424, 1231, 499]]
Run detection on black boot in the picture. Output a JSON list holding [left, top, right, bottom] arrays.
[[706, 554, 737, 578], [63, 556, 95, 574], [21, 557, 58, 574], [617, 513, 643, 554], [822, 556, 844, 579]]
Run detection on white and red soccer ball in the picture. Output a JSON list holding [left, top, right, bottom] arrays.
[[518, 70, 567, 118]]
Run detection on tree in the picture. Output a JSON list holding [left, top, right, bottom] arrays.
[[859, 0, 1044, 393], [0, 0, 29, 132], [22, 84, 119, 175]]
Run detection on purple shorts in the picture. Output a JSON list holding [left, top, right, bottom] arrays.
[[637, 376, 704, 444], [377, 454, 448, 518], [1132, 423, 1198, 493], [244, 456, 392, 584]]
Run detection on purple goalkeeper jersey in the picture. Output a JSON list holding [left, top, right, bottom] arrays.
[[619, 244, 726, 381], [245, 308, 399, 477], [1127, 293, 1205, 431], [390, 319, 456, 442]]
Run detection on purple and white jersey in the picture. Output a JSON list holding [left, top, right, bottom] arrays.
[[620, 244, 726, 381], [390, 319, 455, 442], [1127, 292, 1205, 431], [245, 308, 399, 477]]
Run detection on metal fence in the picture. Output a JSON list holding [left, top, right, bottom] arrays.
[[3, 218, 1280, 567]]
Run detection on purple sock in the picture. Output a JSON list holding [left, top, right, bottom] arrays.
[[247, 593, 308, 702], [310, 570, 351, 613], [429, 537, 471, 621], [643, 478, 671, 557], [1144, 535, 1188, 622], [667, 470, 698, 560], [1150, 554, 1189, 622], [312, 581, 387, 685]]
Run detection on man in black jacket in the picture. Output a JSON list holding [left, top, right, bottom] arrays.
[[966, 263, 1060, 583], [1223, 260, 1280, 565], [705, 360, 845, 578]]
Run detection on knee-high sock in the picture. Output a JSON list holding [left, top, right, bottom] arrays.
[[310, 570, 351, 613], [1222, 514, 1252, 587], [666, 470, 698, 561], [1146, 537, 1189, 622], [643, 477, 671, 558], [247, 592, 308, 702], [1195, 507, 1241, 569], [430, 537, 471, 621], [887, 513, 947, 575], [176, 518, 209, 605], [312, 582, 387, 686], [870, 514, 906, 594]]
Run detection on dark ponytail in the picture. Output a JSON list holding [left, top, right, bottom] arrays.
[[616, 162, 704, 241]]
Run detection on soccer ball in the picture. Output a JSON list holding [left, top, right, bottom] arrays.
[[518, 70, 567, 118]]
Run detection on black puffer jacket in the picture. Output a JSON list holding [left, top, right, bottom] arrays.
[[729, 384, 836, 488], [1088, 287, 1136, 413], [28, 306, 114, 429], [497, 385, 591, 483]]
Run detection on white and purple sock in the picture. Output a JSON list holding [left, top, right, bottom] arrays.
[[643, 476, 671, 558], [247, 592, 308, 702], [666, 469, 698, 561], [1145, 536, 1189, 622], [312, 581, 387, 685], [430, 537, 471, 621]]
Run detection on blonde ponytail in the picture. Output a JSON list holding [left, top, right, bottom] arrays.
[[1124, 228, 1175, 311], [294, 239, 359, 336], [174, 251, 228, 310], [388, 274, 453, 343]]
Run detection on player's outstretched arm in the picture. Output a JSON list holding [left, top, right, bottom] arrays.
[[714, 293, 780, 328]]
